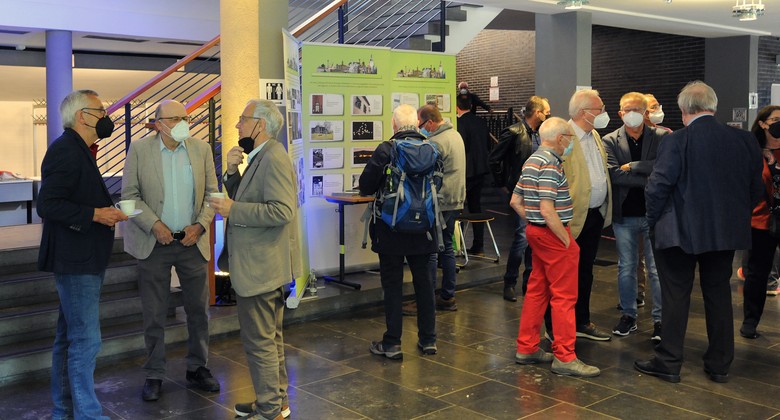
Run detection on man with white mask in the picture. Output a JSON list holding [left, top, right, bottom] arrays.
[[544, 89, 613, 342], [122, 99, 220, 401], [603, 92, 668, 341], [644, 93, 672, 133]]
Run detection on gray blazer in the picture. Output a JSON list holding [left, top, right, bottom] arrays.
[[603, 125, 667, 222], [219, 140, 302, 298], [122, 134, 218, 260]]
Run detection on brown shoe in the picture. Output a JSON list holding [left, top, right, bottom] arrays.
[[402, 301, 417, 316], [436, 295, 458, 311]]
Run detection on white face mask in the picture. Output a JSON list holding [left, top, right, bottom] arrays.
[[649, 106, 665, 125], [169, 120, 190, 143], [588, 110, 610, 129], [622, 111, 644, 128]]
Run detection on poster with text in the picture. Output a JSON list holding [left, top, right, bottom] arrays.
[[351, 121, 383, 141], [310, 174, 344, 197], [310, 147, 344, 170], [391, 92, 420, 110], [424, 93, 451, 113], [351, 147, 375, 167], [310, 120, 344, 142], [351, 94, 383, 116], [310, 94, 344, 115]]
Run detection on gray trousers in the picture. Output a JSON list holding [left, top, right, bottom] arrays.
[[237, 288, 289, 419], [137, 242, 210, 378]]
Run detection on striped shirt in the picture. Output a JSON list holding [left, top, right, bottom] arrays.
[[513, 146, 573, 225]]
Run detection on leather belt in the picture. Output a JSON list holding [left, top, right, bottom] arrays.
[[172, 231, 186, 241]]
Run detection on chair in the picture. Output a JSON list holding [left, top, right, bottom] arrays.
[[456, 212, 500, 267]]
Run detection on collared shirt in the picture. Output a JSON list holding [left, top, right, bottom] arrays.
[[524, 120, 541, 152], [514, 146, 573, 225], [159, 138, 194, 232], [571, 121, 608, 208], [223, 140, 270, 183], [623, 131, 646, 217]]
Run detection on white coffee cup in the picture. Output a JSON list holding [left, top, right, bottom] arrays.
[[115, 199, 135, 215], [209, 192, 226, 199]]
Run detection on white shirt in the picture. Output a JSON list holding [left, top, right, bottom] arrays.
[[570, 121, 608, 209]]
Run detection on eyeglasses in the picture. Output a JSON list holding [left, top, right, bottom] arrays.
[[621, 108, 645, 113], [418, 120, 429, 129], [157, 116, 191, 124], [584, 105, 606, 113], [81, 107, 107, 118], [239, 115, 262, 123]]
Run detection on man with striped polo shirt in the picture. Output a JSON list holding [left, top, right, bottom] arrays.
[[511, 117, 600, 378]]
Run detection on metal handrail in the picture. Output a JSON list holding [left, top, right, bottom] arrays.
[[291, 0, 349, 36], [106, 36, 220, 115]]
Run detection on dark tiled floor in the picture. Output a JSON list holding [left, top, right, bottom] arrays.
[[2, 197, 780, 419]]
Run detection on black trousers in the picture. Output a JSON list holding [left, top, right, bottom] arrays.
[[653, 246, 735, 375], [465, 176, 484, 249], [743, 228, 778, 330], [574, 208, 604, 326], [378, 253, 436, 346]]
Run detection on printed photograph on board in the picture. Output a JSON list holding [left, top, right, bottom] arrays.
[[310, 120, 344, 142], [351, 147, 375, 167], [425, 93, 451, 113], [351, 95, 383, 116], [351, 121, 383, 141], [310, 93, 344, 115]]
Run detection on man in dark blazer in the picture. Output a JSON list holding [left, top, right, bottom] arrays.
[[456, 94, 490, 254], [209, 99, 301, 420], [37, 89, 127, 419], [603, 92, 667, 341], [635, 81, 763, 384]]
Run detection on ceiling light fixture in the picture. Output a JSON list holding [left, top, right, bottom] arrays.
[[732, 0, 765, 21], [557, 0, 589, 10]]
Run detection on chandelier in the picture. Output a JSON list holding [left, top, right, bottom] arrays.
[[557, 0, 589, 10], [732, 0, 765, 21]]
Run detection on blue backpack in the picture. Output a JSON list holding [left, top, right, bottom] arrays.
[[363, 138, 445, 251]]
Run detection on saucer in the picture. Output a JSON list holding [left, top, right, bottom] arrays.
[[127, 209, 143, 218]]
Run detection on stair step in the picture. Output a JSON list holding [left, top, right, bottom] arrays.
[[0, 288, 182, 346], [0, 260, 140, 309]]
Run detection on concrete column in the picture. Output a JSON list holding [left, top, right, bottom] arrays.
[[220, 0, 287, 164], [45, 30, 73, 145], [705, 36, 759, 127], [534, 12, 592, 117]]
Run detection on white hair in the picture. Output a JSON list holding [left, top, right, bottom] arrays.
[[568, 89, 600, 118], [249, 99, 285, 138], [393, 104, 419, 128], [677, 81, 718, 114], [539, 117, 571, 142], [60, 89, 99, 129]]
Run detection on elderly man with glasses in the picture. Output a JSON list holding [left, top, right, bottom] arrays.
[[122, 99, 220, 401], [209, 99, 301, 420]]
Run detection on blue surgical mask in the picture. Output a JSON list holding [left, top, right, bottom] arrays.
[[420, 128, 430, 137], [563, 139, 574, 156]]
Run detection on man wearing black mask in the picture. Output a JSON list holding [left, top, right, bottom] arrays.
[[209, 99, 300, 420], [38, 89, 127, 419]]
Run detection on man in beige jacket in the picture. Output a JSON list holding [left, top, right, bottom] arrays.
[[122, 99, 219, 401], [209, 99, 301, 420], [545, 89, 613, 342]]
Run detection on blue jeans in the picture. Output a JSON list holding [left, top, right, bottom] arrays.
[[51, 272, 109, 420], [613, 217, 662, 322], [503, 209, 529, 288], [428, 210, 458, 299]]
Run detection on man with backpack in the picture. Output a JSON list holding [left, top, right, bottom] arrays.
[[359, 104, 441, 360], [489, 96, 550, 301]]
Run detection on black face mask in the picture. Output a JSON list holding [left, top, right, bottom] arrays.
[[238, 137, 255, 155], [86, 116, 115, 139], [769, 121, 780, 139]]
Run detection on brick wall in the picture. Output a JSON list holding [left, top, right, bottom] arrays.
[[592, 25, 704, 133], [457, 27, 778, 132], [758, 37, 780, 109], [456, 29, 536, 113]]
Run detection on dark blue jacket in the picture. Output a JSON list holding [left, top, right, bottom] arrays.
[[645, 115, 763, 254], [37, 129, 115, 274]]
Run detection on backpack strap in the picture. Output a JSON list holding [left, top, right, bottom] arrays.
[[430, 179, 445, 252]]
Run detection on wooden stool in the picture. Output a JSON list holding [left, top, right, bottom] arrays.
[[456, 212, 500, 267]]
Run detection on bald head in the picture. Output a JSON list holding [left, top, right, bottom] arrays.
[[155, 100, 187, 120], [539, 117, 574, 155]]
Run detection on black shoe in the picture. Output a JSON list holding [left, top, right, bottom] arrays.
[[612, 315, 637, 336], [436, 295, 458, 311], [503, 287, 517, 302], [633, 359, 680, 383], [467, 246, 484, 256], [739, 325, 760, 339], [703, 368, 729, 383], [417, 341, 437, 355], [576, 322, 612, 341], [637, 292, 646, 308], [142, 378, 162, 401], [186, 366, 220, 392], [651, 322, 662, 343]]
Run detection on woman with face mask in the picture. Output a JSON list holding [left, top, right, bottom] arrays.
[[740, 104, 780, 339]]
